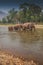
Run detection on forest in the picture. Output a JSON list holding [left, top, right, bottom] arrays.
[[0, 2, 43, 24]]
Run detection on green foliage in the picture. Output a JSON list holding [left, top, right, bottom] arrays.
[[1, 3, 43, 24], [19, 3, 42, 23], [6, 8, 17, 23], [29, 4, 41, 15], [2, 18, 6, 23]]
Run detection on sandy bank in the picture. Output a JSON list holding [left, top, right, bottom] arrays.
[[0, 24, 15, 26], [0, 50, 37, 65], [35, 25, 43, 29], [0, 24, 43, 29]]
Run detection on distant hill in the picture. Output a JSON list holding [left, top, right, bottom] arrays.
[[0, 11, 8, 20]]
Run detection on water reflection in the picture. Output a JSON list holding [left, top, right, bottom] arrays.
[[18, 31, 40, 43]]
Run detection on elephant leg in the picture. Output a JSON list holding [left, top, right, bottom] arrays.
[[11, 27, 13, 31], [8, 27, 10, 31], [30, 26, 35, 31], [33, 26, 35, 31], [14, 27, 18, 31]]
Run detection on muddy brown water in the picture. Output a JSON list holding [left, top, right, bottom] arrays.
[[0, 26, 43, 65]]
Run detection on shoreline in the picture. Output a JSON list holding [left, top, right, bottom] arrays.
[[0, 24, 43, 29], [35, 25, 43, 29], [0, 50, 37, 65]]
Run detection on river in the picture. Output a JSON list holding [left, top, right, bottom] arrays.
[[0, 26, 43, 65]]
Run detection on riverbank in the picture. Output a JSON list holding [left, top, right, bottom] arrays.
[[0, 24, 43, 29], [0, 50, 37, 65], [35, 25, 43, 29], [0, 24, 15, 26]]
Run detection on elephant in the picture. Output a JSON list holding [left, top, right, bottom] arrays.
[[21, 23, 30, 30], [8, 23, 35, 32], [14, 24, 23, 31], [22, 23, 35, 31], [8, 24, 23, 31], [29, 23, 35, 31], [8, 26, 14, 31]]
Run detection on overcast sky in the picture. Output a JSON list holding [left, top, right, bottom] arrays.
[[0, 0, 43, 13]]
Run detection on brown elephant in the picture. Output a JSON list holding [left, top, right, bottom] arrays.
[[8, 26, 14, 31], [14, 24, 23, 31], [29, 23, 35, 31], [8, 23, 35, 31], [22, 23, 30, 30], [22, 23, 35, 31]]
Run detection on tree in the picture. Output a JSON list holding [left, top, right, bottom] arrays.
[[1, 3, 42, 24], [29, 4, 41, 22], [20, 3, 29, 18], [7, 8, 17, 23], [2, 18, 6, 23], [29, 4, 41, 15]]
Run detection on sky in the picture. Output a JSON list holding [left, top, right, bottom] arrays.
[[0, 0, 43, 13]]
